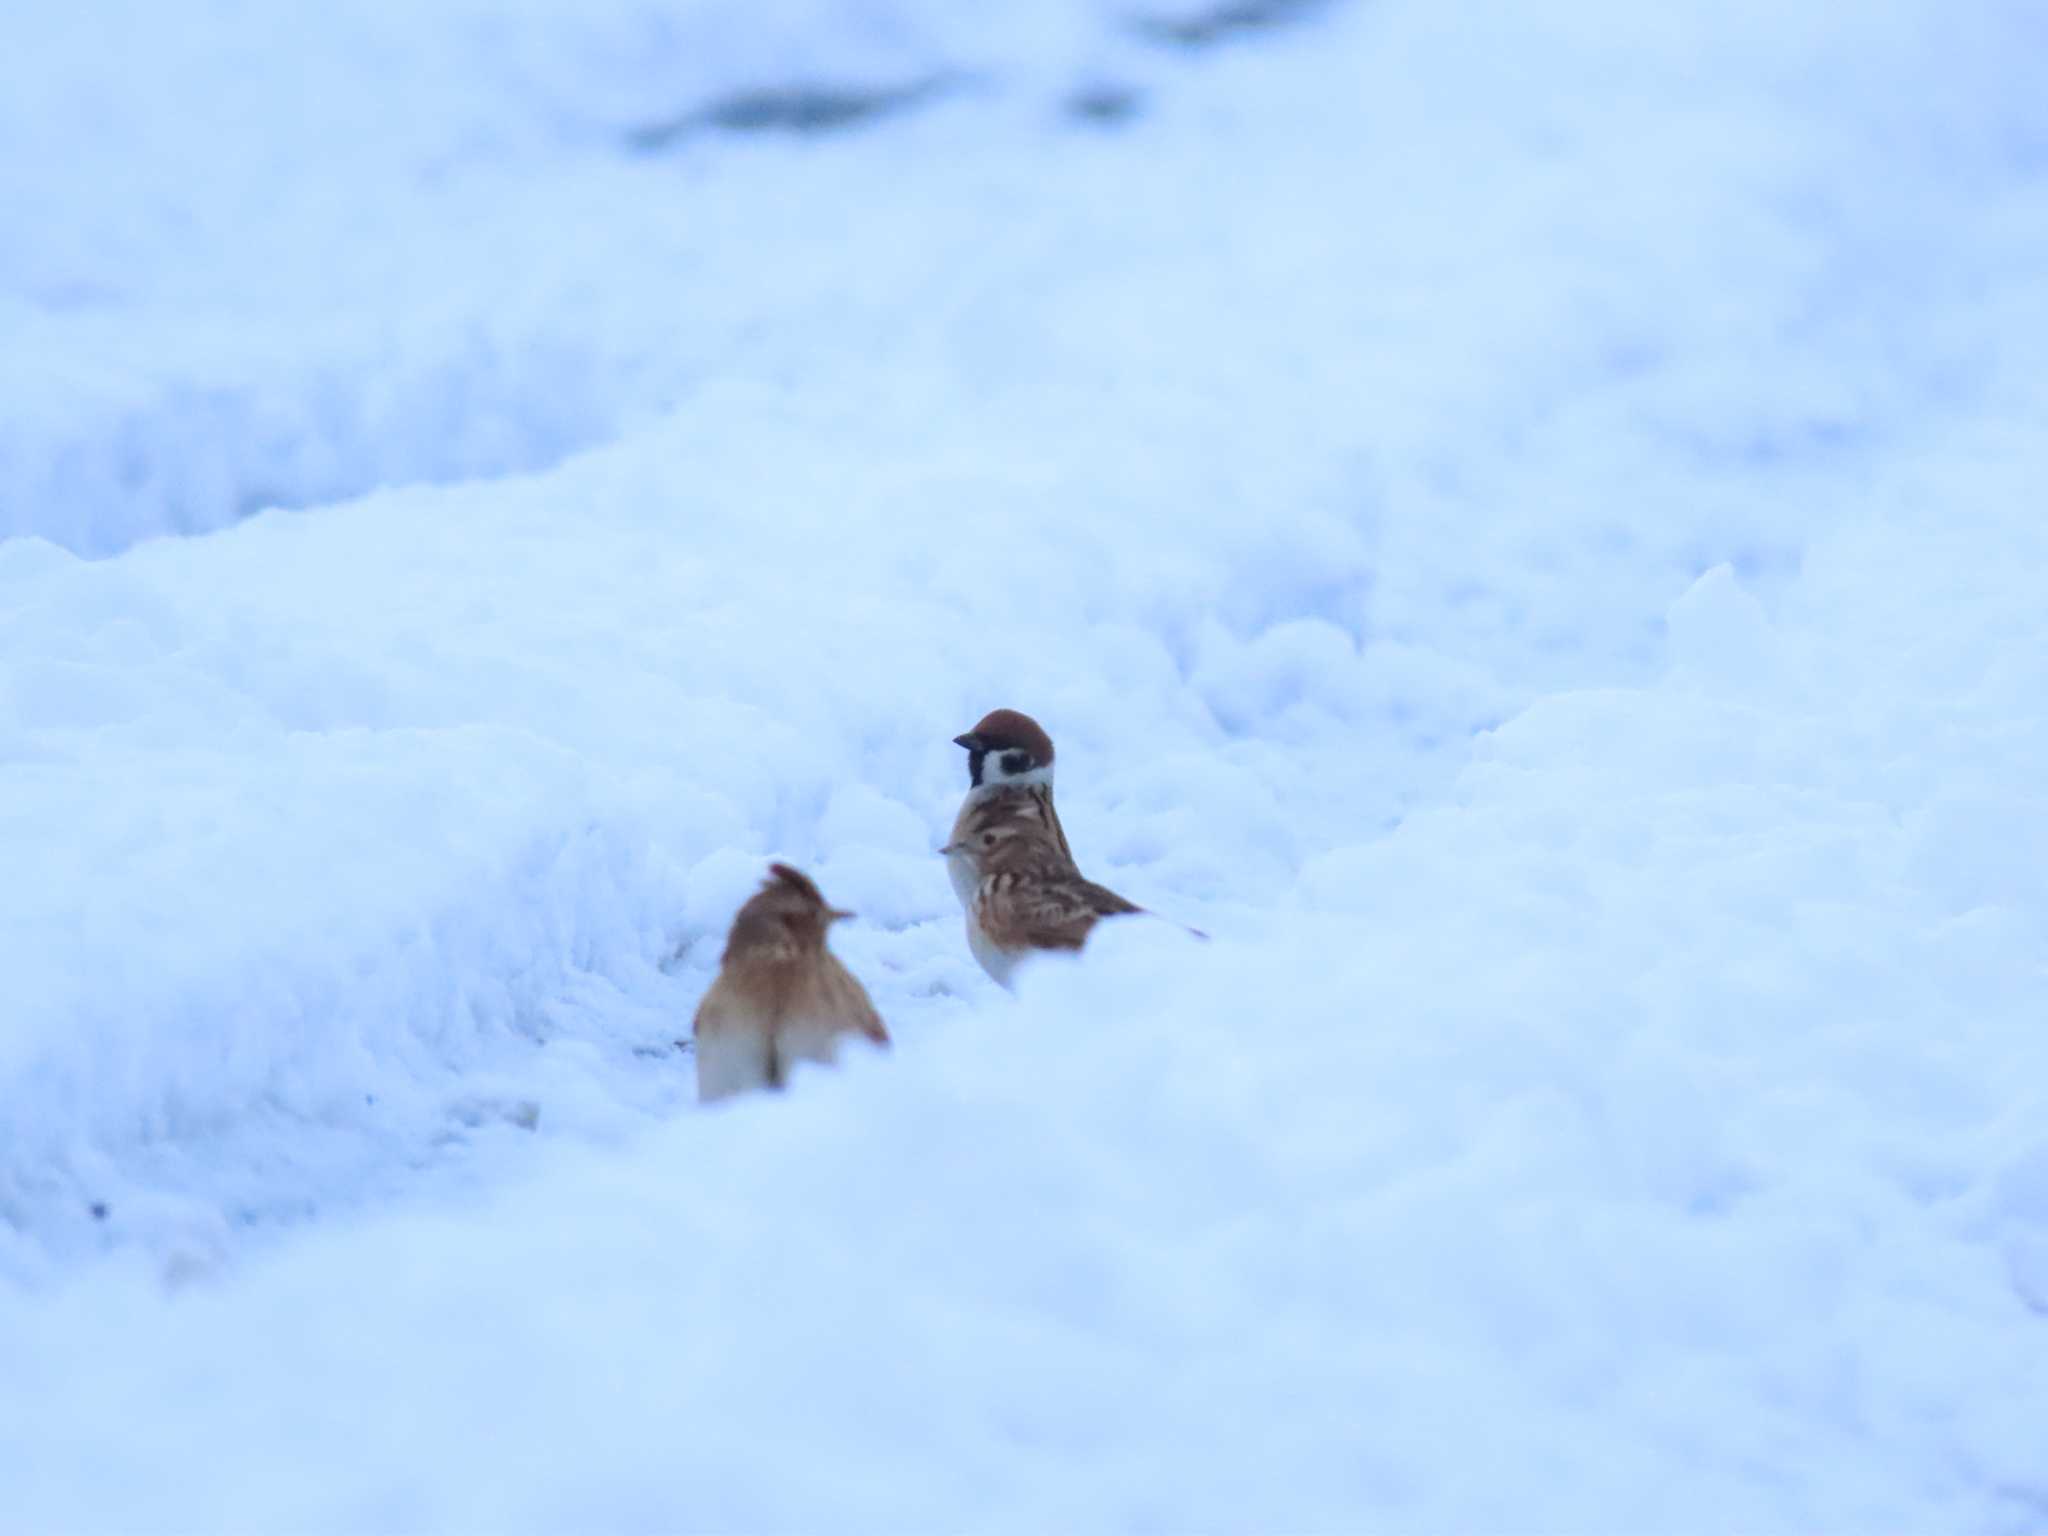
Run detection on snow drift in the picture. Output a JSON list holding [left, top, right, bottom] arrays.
[[3, 0, 2047, 1528]]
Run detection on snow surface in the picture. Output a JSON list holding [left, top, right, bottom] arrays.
[[5, 0, 2048, 1529]]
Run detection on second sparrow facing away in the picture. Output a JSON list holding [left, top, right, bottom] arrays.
[[694, 863, 889, 1104], [942, 708, 1147, 988]]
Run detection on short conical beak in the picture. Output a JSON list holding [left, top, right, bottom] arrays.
[[937, 840, 962, 857], [952, 732, 981, 750], [827, 907, 855, 923]]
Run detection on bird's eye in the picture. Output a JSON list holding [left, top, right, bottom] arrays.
[[980, 832, 997, 848]]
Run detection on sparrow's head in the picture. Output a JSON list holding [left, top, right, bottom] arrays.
[[953, 708, 1055, 791], [722, 862, 853, 960]]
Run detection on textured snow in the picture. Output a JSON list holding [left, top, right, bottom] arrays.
[[4, 0, 2048, 1530]]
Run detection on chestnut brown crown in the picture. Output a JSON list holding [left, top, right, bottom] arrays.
[[953, 708, 1056, 788]]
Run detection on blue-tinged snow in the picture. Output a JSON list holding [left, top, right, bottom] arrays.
[[3, 0, 2047, 1529]]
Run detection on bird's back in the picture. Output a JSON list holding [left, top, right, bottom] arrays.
[[694, 951, 886, 1103]]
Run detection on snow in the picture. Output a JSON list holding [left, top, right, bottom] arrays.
[[5, 0, 2048, 1528]]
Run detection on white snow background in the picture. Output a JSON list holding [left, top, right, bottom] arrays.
[[4, 0, 2048, 1529]]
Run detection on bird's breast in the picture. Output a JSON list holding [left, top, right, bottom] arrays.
[[944, 845, 982, 911]]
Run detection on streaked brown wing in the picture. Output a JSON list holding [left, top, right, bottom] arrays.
[[980, 872, 1143, 953], [1077, 878, 1144, 918], [825, 957, 890, 1046]]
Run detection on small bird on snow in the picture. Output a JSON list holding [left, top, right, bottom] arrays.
[[942, 708, 1150, 987], [694, 863, 889, 1103]]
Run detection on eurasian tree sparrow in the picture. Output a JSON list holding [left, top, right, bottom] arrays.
[[942, 708, 1146, 987], [694, 863, 889, 1103]]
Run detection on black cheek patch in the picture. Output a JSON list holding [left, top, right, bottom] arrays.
[[1000, 751, 1033, 776]]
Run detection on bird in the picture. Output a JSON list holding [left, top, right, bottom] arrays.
[[693, 863, 889, 1103], [941, 708, 1148, 987]]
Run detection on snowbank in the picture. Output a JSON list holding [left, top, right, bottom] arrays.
[[0, 0, 1302, 555], [6, 492, 2047, 1528], [4, 0, 2047, 1527]]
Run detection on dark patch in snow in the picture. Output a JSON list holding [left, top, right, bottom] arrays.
[[626, 75, 962, 153], [660, 934, 701, 974], [1067, 84, 1147, 126], [1131, 0, 1332, 50]]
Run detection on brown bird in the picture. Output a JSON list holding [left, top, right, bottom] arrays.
[[693, 863, 889, 1103], [942, 708, 1147, 987]]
